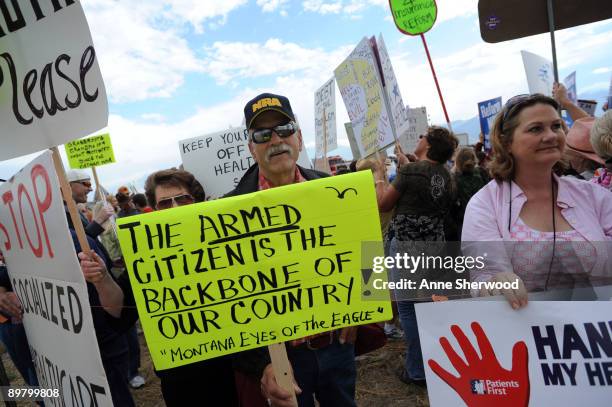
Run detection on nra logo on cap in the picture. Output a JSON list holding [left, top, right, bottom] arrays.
[[252, 97, 282, 113]]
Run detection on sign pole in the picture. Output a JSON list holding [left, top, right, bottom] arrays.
[[322, 107, 330, 173], [420, 33, 452, 132], [51, 147, 91, 254], [91, 166, 104, 202], [546, 0, 560, 82], [268, 343, 297, 405]]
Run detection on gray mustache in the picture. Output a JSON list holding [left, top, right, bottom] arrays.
[[265, 144, 292, 160]]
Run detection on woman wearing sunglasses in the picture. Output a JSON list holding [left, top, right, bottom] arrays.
[[142, 169, 239, 407], [462, 94, 612, 309], [373, 126, 458, 387]]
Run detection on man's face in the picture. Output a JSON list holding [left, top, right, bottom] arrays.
[[248, 110, 302, 177], [70, 180, 92, 204]]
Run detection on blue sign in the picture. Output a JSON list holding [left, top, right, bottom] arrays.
[[478, 97, 503, 151], [561, 110, 574, 129]]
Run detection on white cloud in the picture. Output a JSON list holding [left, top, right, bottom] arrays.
[[257, 0, 289, 13], [302, 0, 476, 21], [388, 20, 612, 124], [203, 39, 353, 84], [52, 35, 362, 191], [579, 81, 609, 93], [140, 113, 167, 122], [302, 0, 342, 14], [435, 0, 478, 24], [163, 0, 248, 32], [593, 67, 612, 74], [82, 0, 248, 103]]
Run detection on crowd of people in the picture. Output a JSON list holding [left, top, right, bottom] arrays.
[[0, 84, 611, 406]]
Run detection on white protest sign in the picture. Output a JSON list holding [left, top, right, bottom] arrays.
[[0, 151, 112, 406], [455, 133, 469, 146], [563, 72, 577, 105], [416, 301, 611, 407], [398, 106, 428, 153], [577, 99, 597, 116], [179, 127, 312, 199], [0, 1, 108, 160], [521, 50, 554, 96], [376, 34, 406, 135], [335, 37, 394, 158], [315, 77, 337, 156]]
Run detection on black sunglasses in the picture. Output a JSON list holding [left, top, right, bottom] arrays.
[[500, 93, 564, 129], [156, 194, 194, 210], [250, 122, 298, 144], [75, 180, 92, 188], [501, 94, 531, 123]]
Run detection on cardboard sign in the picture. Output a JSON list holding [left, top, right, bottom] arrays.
[[577, 100, 597, 116], [65, 134, 115, 169], [389, 0, 438, 36], [0, 1, 108, 161], [477, 97, 502, 151], [0, 151, 112, 406], [335, 37, 394, 158], [521, 50, 553, 96], [478, 0, 612, 44], [115, 171, 392, 370], [398, 106, 428, 153], [455, 133, 469, 146], [563, 72, 577, 105], [314, 77, 338, 156], [179, 128, 312, 199], [416, 301, 611, 407], [376, 34, 407, 136]]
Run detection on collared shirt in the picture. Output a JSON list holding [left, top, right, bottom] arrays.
[[257, 167, 306, 190], [462, 175, 612, 284]]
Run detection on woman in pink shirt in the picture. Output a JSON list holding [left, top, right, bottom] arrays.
[[462, 94, 612, 308]]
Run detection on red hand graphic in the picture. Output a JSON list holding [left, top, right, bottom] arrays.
[[428, 322, 529, 407]]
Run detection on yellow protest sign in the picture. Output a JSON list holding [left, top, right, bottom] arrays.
[[65, 133, 115, 169], [116, 171, 392, 370], [335, 38, 395, 158]]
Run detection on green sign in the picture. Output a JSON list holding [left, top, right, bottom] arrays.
[[65, 133, 115, 169], [389, 0, 438, 35]]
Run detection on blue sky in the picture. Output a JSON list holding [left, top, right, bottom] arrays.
[[1, 0, 611, 192]]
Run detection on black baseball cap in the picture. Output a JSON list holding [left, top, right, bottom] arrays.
[[244, 93, 295, 129]]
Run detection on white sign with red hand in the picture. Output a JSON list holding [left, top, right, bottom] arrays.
[[417, 301, 611, 407]]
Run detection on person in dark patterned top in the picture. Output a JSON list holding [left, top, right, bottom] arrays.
[[373, 126, 458, 387]]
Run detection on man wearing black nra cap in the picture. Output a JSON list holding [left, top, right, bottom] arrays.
[[228, 93, 357, 407]]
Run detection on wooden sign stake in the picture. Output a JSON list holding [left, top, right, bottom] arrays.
[[268, 343, 297, 405], [91, 166, 104, 202], [51, 147, 91, 254]]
